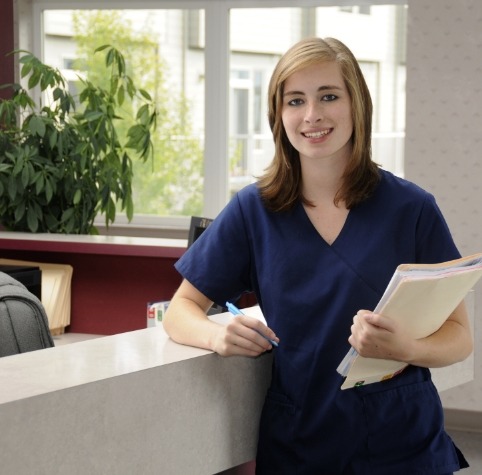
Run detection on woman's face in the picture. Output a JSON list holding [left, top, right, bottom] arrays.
[[281, 61, 353, 165]]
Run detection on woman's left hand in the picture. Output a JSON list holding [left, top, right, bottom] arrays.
[[348, 310, 413, 362], [348, 302, 473, 367]]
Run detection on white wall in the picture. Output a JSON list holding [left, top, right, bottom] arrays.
[[405, 0, 482, 412]]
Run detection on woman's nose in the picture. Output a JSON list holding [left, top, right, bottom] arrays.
[[304, 102, 323, 123]]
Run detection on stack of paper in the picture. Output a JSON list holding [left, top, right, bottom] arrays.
[[337, 253, 482, 390], [0, 258, 73, 335]]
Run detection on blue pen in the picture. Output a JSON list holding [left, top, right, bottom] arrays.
[[225, 301, 278, 347]]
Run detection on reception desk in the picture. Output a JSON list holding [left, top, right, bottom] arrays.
[[0, 314, 272, 475], [0, 302, 474, 474]]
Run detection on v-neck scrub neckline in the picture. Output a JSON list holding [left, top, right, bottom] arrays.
[[299, 201, 351, 247]]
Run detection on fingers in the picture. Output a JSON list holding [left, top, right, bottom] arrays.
[[349, 310, 404, 360], [349, 311, 381, 354], [352, 311, 394, 332], [228, 316, 277, 350], [236, 314, 279, 345], [350, 312, 375, 344], [214, 316, 278, 357]]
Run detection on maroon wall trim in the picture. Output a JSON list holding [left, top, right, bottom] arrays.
[[0, 0, 15, 99]]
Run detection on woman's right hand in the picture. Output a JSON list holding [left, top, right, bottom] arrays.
[[163, 279, 278, 357], [212, 313, 278, 357]]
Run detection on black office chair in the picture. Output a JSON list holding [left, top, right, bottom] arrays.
[[0, 271, 54, 357]]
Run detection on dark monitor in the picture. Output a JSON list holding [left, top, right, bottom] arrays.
[[188, 216, 213, 247], [0, 265, 42, 300], [187, 216, 225, 315]]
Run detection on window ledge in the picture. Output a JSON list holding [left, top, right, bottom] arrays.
[[0, 232, 187, 258]]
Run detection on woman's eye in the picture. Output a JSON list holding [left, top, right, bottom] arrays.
[[322, 94, 337, 102], [287, 98, 304, 106]]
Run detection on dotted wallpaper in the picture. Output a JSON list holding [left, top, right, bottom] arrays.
[[405, 0, 482, 411]]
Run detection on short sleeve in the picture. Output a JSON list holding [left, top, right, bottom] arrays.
[[175, 191, 255, 306], [415, 193, 460, 264]]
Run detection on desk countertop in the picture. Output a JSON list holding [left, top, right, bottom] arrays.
[[0, 326, 211, 405]]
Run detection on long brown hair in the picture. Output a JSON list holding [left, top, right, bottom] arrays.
[[258, 37, 380, 212]]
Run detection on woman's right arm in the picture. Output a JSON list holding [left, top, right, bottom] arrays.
[[163, 279, 277, 357]]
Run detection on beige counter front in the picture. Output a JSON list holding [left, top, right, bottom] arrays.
[[0, 320, 272, 475]]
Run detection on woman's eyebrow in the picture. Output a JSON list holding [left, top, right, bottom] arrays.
[[318, 85, 343, 91], [283, 85, 343, 97]]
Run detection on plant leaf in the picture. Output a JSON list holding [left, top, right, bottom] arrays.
[[49, 129, 58, 149], [7, 177, 17, 200], [12, 155, 24, 176], [20, 62, 33, 79], [45, 180, 53, 202], [84, 110, 104, 122], [28, 116, 46, 137], [61, 207, 74, 222], [138, 89, 152, 101], [106, 48, 115, 68], [27, 69, 41, 89], [73, 188, 82, 205], [14, 202, 25, 221], [136, 104, 150, 125], [26, 206, 39, 233], [94, 44, 111, 53], [117, 84, 125, 106], [34, 172, 45, 194], [21, 164, 30, 188], [125, 195, 134, 221]]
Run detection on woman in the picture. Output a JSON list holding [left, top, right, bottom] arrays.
[[163, 37, 472, 474]]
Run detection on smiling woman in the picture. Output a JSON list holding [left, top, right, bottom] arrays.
[[163, 35, 471, 473]]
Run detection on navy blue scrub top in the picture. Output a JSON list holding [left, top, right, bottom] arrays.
[[175, 170, 469, 474]]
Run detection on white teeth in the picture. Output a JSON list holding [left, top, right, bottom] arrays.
[[304, 130, 330, 138]]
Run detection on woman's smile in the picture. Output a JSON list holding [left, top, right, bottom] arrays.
[[302, 128, 333, 140]]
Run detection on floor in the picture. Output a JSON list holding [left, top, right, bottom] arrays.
[[447, 429, 482, 474], [55, 333, 482, 474], [218, 432, 482, 475]]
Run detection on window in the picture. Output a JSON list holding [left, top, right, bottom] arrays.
[[42, 9, 205, 222], [33, 2, 407, 235], [339, 6, 372, 15]]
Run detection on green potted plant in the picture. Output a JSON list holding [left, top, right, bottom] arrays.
[[0, 45, 157, 234]]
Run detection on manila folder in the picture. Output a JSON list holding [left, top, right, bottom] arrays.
[[340, 254, 482, 390]]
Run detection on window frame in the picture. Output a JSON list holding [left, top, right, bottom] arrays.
[[27, 0, 406, 236]]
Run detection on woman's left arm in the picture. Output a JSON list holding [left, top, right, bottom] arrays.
[[349, 301, 473, 368]]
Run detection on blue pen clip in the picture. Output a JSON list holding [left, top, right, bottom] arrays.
[[225, 301, 278, 347]]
